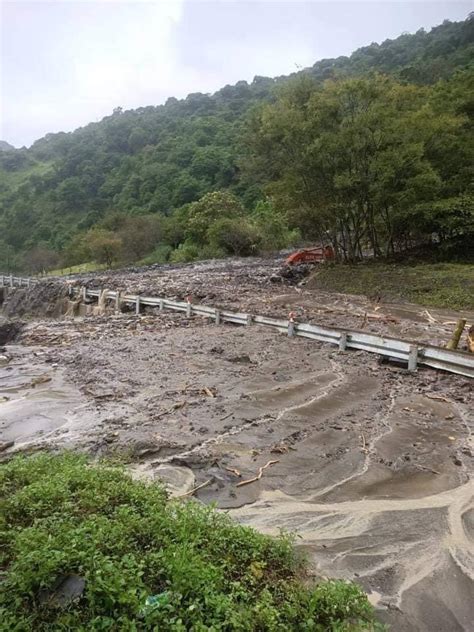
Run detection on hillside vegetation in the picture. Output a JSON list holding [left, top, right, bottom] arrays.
[[0, 453, 381, 630], [308, 262, 474, 310], [0, 17, 473, 272]]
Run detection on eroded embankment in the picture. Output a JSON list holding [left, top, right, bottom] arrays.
[[1, 278, 473, 631], [1, 280, 69, 319]]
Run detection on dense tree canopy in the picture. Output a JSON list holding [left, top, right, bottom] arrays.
[[0, 16, 472, 271], [248, 72, 473, 260]]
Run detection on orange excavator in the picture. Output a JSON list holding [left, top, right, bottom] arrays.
[[285, 245, 335, 266]]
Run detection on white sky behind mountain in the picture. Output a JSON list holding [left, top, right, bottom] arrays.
[[0, 0, 471, 147]]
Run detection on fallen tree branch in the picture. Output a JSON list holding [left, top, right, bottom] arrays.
[[423, 309, 437, 324], [425, 393, 451, 404], [175, 479, 211, 498], [467, 325, 474, 353], [225, 467, 241, 478], [156, 401, 187, 419], [366, 313, 400, 324], [236, 460, 279, 488], [414, 464, 440, 475]]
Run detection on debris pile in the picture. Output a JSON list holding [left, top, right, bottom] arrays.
[[60, 256, 474, 349]]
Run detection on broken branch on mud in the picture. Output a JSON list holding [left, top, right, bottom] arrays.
[[236, 460, 279, 487], [414, 464, 441, 475], [225, 466, 242, 478], [175, 479, 211, 498], [425, 393, 452, 404], [156, 400, 187, 419]]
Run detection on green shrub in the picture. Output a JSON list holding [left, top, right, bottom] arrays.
[[208, 217, 261, 256], [0, 454, 381, 631], [197, 244, 227, 260], [139, 244, 173, 266], [169, 242, 201, 263], [251, 200, 300, 252]]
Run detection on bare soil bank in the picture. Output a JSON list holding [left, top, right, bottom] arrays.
[[1, 259, 473, 631]]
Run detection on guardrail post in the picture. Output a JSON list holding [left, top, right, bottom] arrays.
[[0, 275, 3, 287], [339, 332, 348, 351], [27, 278, 31, 288], [186, 296, 192, 318], [215, 309, 221, 325], [288, 311, 296, 337], [9, 274, 13, 288], [408, 345, 418, 372], [115, 291, 121, 313], [82, 286, 87, 301], [159, 299, 164, 312], [135, 296, 141, 315], [246, 314, 253, 326]]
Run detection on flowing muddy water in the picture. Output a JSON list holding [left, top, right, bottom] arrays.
[[0, 346, 90, 448], [1, 279, 473, 631]]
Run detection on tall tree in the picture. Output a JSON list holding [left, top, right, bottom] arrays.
[[247, 74, 469, 260]]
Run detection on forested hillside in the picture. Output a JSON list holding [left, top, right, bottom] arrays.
[[1, 16, 473, 272]]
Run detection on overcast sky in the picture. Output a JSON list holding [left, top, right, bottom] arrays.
[[1, 1, 471, 147]]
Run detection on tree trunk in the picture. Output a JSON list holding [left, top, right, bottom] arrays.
[[446, 319, 467, 350], [467, 325, 474, 353]]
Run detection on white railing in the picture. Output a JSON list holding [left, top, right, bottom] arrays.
[[0, 274, 39, 288]]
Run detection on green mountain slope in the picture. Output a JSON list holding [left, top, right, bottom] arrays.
[[0, 16, 472, 267], [0, 140, 15, 152]]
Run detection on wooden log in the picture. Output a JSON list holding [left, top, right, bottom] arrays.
[[467, 325, 474, 353], [446, 318, 467, 350]]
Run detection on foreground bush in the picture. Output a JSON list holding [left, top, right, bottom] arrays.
[[0, 454, 380, 630]]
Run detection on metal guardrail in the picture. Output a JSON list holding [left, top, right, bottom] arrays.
[[1, 275, 473, 379], [0, 274, 39, 288]]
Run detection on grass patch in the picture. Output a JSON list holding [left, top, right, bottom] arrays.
[[44, 261, 107, 277], [0, 454, 381, 631], [309, 262, 474, 310]]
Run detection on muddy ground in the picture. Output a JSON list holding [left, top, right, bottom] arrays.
[[70, 257, 473, 349], [1, 258, 473, 631]]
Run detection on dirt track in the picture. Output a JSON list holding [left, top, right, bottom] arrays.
[[1, 258, 473, 631]]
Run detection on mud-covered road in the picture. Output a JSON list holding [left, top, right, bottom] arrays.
[[73, 257, 474, 348], [1, 258, 473, 631]]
